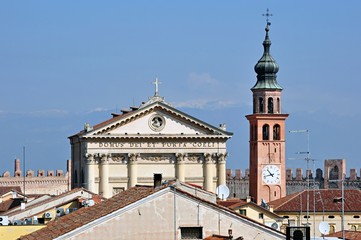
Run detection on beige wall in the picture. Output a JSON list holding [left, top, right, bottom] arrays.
[[65, 190, 285, 240], [0, 225, 45, 240]]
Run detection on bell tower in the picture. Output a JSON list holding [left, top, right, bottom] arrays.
[[246, 21, 288, 205]]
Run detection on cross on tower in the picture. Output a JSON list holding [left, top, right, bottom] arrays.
[[262, 8, 273, 26], [152, 77, 162, 96]]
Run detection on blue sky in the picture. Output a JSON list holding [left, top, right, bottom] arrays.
[[0, 1, 360, 177]]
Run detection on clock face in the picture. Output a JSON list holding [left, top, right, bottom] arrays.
[[262, 165, 281, 185]]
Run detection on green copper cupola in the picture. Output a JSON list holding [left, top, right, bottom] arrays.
[[252, 24, 283, 90]]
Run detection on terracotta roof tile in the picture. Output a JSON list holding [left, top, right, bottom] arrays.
[[217, 199, 247, 208], [19, 184, 284, 240], [5, 187, 99, 217], [269, 189, 361, 212], [0, 198, 22, 212], [327, 230, 361, 239], [0, 186, 22, 195], [18, 186, 158, 240]]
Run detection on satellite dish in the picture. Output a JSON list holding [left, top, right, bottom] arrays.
[[216, 184, 230, 200], [319, 221, 330, 235], [271, 222, 279, 230]]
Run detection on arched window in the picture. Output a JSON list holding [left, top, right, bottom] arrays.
[[277, 98, 280, 113], [273, 124, 280, 140], [268, 97, 274, 113], [259, 98, 264, 113], [262, 124, 269, 140]]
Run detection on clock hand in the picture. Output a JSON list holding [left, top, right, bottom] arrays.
[[267, 169, 274, 177]]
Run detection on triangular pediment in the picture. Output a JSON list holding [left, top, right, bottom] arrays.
[[82, 102, 232, 138]]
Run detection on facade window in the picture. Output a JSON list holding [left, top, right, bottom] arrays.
[[180, 227, 202, 239], [329, 225, 335, 233], [239, 209, 247, 216], [258, 213, 264, 219], [273, 124, 280, 140], [277, 98, 280, 113], [259, 97, 264, 113], [262, 124, 269, 140], [268, 97, 274, 113]]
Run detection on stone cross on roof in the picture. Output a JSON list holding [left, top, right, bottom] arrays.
[[152, 77, 162, 96]]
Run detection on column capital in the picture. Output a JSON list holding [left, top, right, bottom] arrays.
[[217, 152, 228, 163], [85, 153, 95, 164], [175, 153, 187, 163], [128, 153, 140, 162], [204, 153, 213, 163], [100, 154, 110, 164]]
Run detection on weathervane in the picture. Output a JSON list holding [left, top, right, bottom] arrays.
[[152, 77, 162, 96], [262, 8, 273, 26]]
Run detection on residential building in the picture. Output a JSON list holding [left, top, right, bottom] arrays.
[[19, 181, 286, 240], [268, 189, 361, 237]]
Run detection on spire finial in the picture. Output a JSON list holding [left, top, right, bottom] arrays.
[[262, 8, 273, 28], [152, 77, 162, 96]]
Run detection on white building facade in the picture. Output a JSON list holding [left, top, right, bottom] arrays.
[[69, 92, 233, 198]]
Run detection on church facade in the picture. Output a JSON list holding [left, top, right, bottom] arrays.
[[69, 88, 233, 198]]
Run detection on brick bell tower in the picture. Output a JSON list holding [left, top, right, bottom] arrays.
[[246, 21, 289, 205]]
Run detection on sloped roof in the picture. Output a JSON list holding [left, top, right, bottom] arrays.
[[217, 198, 247, 208], [0, 198, 22, 212], [18, 186, 159, 240], [269, 189, 361, 212], [19, 184, 285, 240], [5, 187, 99, 217], [327, 230, 361, 240], [218, 199, 282, 219], [70, 101, 233, 139], [0, 186, 22, 195]]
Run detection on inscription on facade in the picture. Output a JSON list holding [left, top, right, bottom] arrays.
[[97, 142, 217, 149]]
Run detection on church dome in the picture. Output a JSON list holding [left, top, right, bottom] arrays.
[[252, 24, 283, 90]]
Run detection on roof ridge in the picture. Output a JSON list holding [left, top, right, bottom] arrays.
[[271, 190, 302, 210]]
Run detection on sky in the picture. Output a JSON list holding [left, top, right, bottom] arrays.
[[0, 1, 360, 177]]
